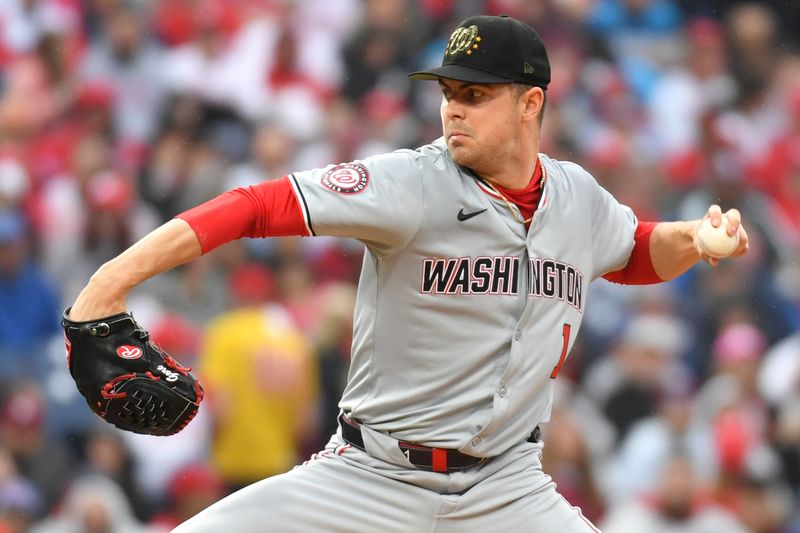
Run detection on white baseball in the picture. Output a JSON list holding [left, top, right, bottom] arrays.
[[697, 214, 739, 259]]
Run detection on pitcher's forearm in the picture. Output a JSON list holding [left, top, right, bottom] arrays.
[[97, 218, 203, 289], [69, 219, 202, 320]]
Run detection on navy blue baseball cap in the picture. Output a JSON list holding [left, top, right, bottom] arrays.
[[409, 15, 551, 88]]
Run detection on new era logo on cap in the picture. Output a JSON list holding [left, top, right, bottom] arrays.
[[409, 15, 551, 88]]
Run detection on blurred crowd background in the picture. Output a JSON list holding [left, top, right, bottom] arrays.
[[0, 0, 799, 531]]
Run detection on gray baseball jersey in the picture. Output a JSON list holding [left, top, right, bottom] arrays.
[[175, 138, 631, 532], [288, 137, 636, 458]]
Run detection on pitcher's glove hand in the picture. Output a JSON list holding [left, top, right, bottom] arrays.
[[62, 308, 204, 436]]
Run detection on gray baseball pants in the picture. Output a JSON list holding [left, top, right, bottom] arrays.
[[173, 420, 599, 532]]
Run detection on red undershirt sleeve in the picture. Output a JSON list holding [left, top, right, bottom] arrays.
[[602, 221, 662, 285], [175, 176, 309, 254]]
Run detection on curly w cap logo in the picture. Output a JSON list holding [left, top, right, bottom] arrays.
[[116, 345, 143, 360], [446, 25, 481, 56]]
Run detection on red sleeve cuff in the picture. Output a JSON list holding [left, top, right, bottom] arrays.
[[176, 176, 309, 254], [603, 221, 662, 285]]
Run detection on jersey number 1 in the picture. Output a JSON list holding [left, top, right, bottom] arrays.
[[549, 323, 572, 379]]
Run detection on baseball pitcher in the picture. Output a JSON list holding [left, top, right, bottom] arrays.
[[65, 15, 749, 532]]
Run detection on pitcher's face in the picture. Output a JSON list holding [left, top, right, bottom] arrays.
[[439, 79, 527, 174]]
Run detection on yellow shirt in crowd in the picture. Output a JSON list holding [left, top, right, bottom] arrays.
[[199, 304, 317, 483]]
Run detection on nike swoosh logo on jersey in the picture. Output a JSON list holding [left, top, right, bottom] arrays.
[[457, 208, 487, 221]]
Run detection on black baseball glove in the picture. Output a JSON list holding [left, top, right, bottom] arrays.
[[62, 308, 204, 436]]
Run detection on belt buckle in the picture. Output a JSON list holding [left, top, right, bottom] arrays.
[[398, 442, 483, 473], [431, 448, 448, 473], [399, 442, 450, 473]]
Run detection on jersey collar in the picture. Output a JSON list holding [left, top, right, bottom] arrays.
[[468, 155, 547, 208]]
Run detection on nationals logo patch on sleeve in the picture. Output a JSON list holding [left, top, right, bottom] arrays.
[[321, 163, 369, 194]]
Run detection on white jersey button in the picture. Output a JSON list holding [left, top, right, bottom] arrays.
[[472, 437, 482, 446], [513, 330, 521, 341], [498, 387, 507, 397]]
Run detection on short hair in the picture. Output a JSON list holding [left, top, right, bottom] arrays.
[[512, 83, 546, 126]]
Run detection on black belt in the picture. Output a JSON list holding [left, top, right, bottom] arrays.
[[338, 413, 540, 474]]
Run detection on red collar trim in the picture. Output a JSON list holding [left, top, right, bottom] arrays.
[[490, 158, 543, 196], [474, 158, 543, 197]]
